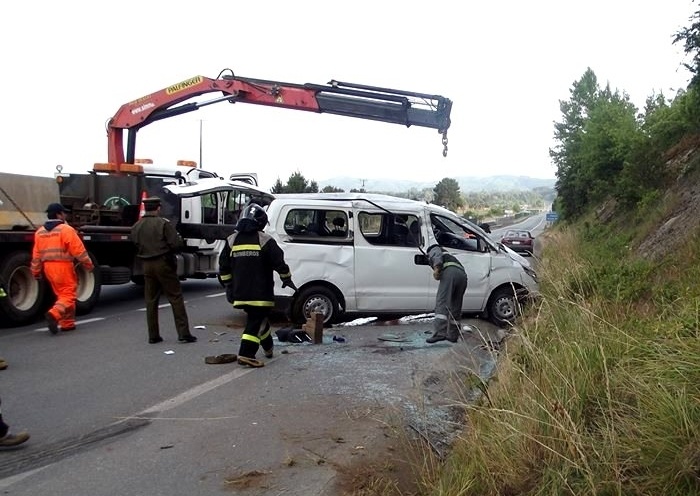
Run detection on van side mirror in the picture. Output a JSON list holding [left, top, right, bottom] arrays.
[[414, 254, 429, 266]]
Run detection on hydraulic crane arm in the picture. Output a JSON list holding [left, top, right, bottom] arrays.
[[107, 68, 453, 164]]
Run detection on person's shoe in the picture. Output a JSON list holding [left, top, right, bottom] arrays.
[[205, 353, 237, 364], [0, 431, 30, 447], [426, 334, 446, 344], [45, 313, 59, 335], [178, 335, 197, 343], [0, 359, 7, 371], [237, 356, 264, 368], [60, 325, 76, 332], [445, 334, 459, 343], [263, 348, 274, 358], [148, 337, 164, 344]]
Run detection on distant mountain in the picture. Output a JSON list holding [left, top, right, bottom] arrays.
[[318, 175, 556, 193]]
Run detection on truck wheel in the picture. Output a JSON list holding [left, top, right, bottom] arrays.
[[0, 251, 48, 327], [291, 286, 340, 325], [487, 287, 520, 327], [75, 253, 101, 316]]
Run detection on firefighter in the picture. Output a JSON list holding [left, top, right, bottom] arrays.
[[131, 196, 196, 344], [219, 203, 296, 368], [425, 243, 468, 343], [31, 203, 94, 334]]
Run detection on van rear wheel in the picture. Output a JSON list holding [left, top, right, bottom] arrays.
[[291, 286, 340, 325]]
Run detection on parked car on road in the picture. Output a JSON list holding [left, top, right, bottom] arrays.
[[500, 229, 535, 255]]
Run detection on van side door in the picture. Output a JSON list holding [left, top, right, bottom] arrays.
[[353, 210, 430, 312]]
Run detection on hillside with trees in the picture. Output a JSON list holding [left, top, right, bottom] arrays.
[[386, 5, 700, 495]]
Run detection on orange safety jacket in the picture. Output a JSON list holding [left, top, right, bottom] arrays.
[[31, 221, 94, 277]]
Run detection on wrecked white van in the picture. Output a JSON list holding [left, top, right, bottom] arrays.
[[265, 193, 539, 326]]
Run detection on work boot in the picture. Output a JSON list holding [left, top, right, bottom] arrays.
[[426, 333, 446, 344], [45, 313, 59, 335], [148, 337, 164, 344], [263, 347, 274, 358], [178, 335, 197, 343], [446, 331, 459, 343], [0, 431, 30, 447]]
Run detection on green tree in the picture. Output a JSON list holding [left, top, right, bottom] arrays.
[[550, 68, 600, 219], [433, 177, 464, 211], [673, 4, 700, 88], [270, 171, 319, 193], [321, 185, 344, 193]]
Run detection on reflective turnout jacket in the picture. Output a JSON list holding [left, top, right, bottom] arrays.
[[31, 220, 94, 277], [218, 229, 292, 307]]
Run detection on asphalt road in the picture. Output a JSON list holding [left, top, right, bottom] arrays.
[[0, 278, 504, 495]]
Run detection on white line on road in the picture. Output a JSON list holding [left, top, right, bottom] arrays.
[[207, 292, 225, 298], [132, 362, 273, 417], [35, 317, 105, 333]]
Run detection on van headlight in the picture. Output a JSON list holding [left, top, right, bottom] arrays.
[[522, 264, 538, 283]]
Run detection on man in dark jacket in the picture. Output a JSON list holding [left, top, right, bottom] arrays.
[[425, 243, 468, 343], [219, 203, 296, 367], [131, 196, 196, 344]]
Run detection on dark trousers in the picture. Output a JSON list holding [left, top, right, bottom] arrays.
[[143, 257, 191, 340], [0, 396, 8, 438], [238, 306, 273, 359], [433, 267, 468, 339]]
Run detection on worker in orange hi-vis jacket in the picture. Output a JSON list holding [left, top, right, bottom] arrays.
[[31, 203, 94, 334]]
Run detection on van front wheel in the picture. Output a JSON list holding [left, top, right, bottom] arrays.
[[291, 286, 340, 325], [487, 287, 520, 327]]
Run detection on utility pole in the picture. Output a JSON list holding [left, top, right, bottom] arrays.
[[199, 119, 203, 169], [360, 178, 367, 192]]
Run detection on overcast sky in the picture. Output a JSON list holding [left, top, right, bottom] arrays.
[[0, 1, 695, 191]]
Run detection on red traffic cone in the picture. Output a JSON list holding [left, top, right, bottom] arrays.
[[138, 191, 147, 219]]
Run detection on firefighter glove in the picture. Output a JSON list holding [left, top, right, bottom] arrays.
[[433, 268, 441, 281], [282, 279, 297, 291]]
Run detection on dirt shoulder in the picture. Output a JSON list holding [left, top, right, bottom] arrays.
[[221, 317, 506, 495]]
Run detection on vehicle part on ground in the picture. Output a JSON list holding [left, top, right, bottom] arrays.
[[291, 285, 342, 325]]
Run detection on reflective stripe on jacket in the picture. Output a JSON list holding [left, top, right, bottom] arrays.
[[31, 222, 94, 277]]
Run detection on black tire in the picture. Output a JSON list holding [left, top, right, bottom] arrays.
[[487, 286, 520, 327], [75, 252, 101, 316], [0, 251, 49, 327], [291, 286, 340, 325]]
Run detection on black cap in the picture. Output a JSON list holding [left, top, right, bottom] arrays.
[[142, 196, 162, 211], [46, 203, 69, 215]]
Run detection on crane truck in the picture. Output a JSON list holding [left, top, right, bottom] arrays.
[[0, 68, 453, 327]]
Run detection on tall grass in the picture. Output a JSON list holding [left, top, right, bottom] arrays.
[[422, 225, 700, 495]]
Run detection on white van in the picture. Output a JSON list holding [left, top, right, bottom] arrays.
[[264, 193, 539, 326]]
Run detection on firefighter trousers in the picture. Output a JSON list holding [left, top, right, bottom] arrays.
[[433, 266, 468, 340], [238, 306, 273, 359]]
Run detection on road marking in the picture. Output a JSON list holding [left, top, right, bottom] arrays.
[[35, 317, 105, 333], [207, 292, 225, 298], [133, 361, 274, 416], [138, 302, 184, 311]]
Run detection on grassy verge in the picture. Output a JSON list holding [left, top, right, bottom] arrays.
[[416, 223, 700, 495]]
